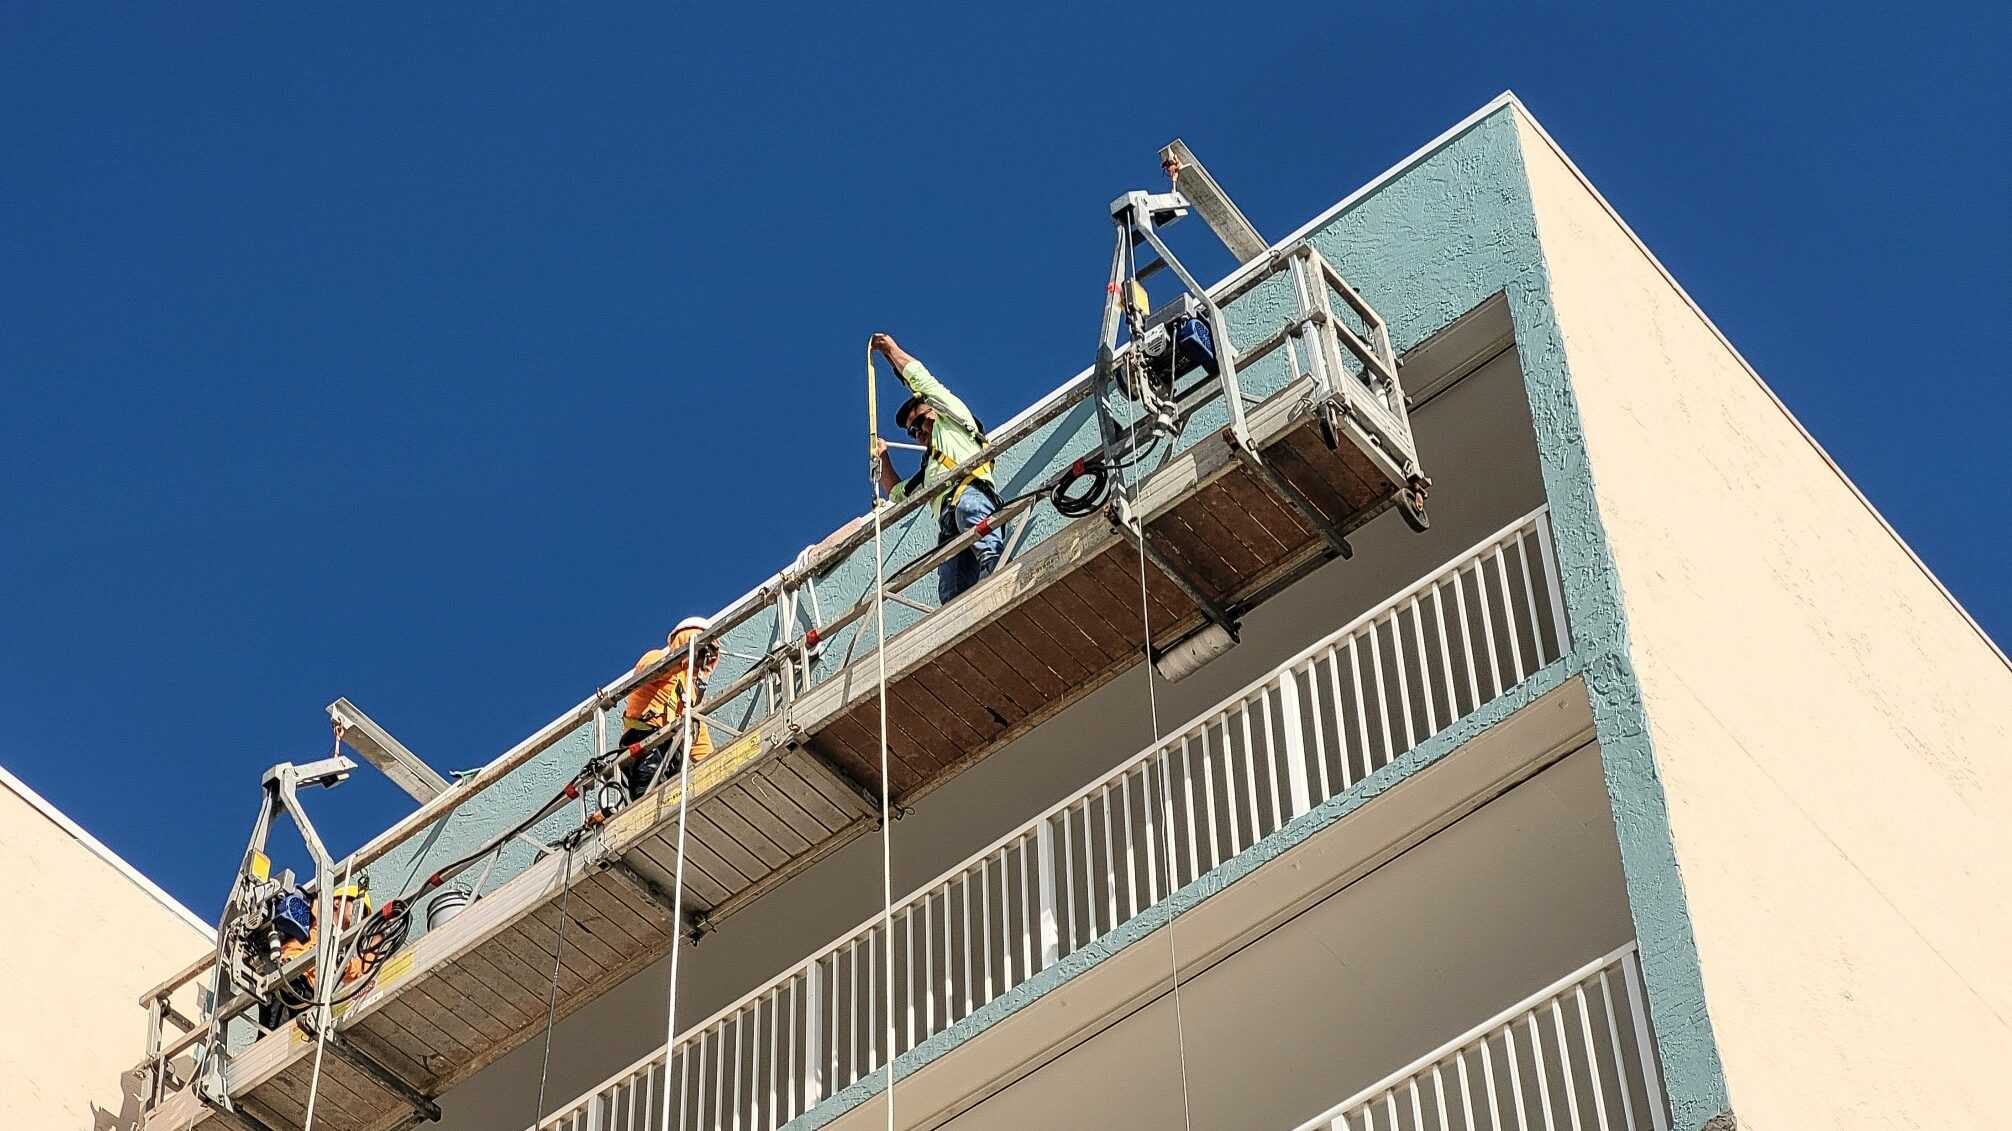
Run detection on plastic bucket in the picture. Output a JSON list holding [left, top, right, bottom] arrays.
[[427, 886, 473, 931]]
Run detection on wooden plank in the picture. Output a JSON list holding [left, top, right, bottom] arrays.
[[1212, 456, 1311, 551], [355, 998, 453, 1081], [881, 679, 963, 771], [1069, 551, 1152, 639], [798, 726, 878, 799], [993, 603, 1096, 684], [715, 781, 815, 856], [823, 705, 933, 794], [359, 908, 679, 1129], [1043, 571, 1138, 662], [901, 656, 1000, 748], [1143, 504, 1237, 599], [963, 618, 1065, 706], [772, 751, 859, 830], [532, 892, 625, 980], [375, 987, 473, 1062], [1078, 542, 1177, 628], [1186, 482, 1273, 578], [422, 959, 521, 1045], [321, 1053, 398, 1129], [274, 1047, 376, 1130], [344, 1020, 435, 1088], [584, 867, 677, 937], [566, 877, 655, 953], [699, 793, 794, 872], [393, 977, 487, 1059], [629, 833, 734, 908], [683, 809, 767, 889], [248, 1072, 310, 1128], [483, 917, 597, 1008], [1197, 471, 1293, 566], [737, 767, 833, 843], [931, 642, 1029, 729], [456, 932, 553, 1020], [1158, 495, 1249, 590], [1020, 583, 1126, 668]]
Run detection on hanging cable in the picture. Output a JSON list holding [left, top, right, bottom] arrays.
[[533, 839, 577, 1129], [1124, 297, 1197, 1131], [867, 338, 900, 1131], [658, 626, 701, 1131]]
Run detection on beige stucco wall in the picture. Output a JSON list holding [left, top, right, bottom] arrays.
[[0, 769, 212, 1130], [1514, 110, 2012, 1128]]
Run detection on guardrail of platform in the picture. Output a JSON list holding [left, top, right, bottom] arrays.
[[136, 236, 1414, 1075], [529, 506, 1569, 1131]]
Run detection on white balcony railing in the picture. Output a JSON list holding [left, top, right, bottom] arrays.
[[533, 507, 1571, 1131], [1290, 943, 1669, 1131]]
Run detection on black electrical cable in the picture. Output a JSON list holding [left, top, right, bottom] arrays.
[[1051, 456, 1113, 518]]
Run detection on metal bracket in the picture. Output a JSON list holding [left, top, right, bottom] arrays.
[[325, 1030, 442, 1123], [1104, 496, 1238, 633], [328, 697, 450, 803], [1226, 427, 1354, 561]]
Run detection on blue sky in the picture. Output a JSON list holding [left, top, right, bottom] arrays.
[[3, 4, 2006, 922]]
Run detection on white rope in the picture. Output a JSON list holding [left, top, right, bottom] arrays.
[[1124, 280, 1197, 1131], [300, 851, 355, 1131], [659, 639, 699, 1131], [868, 340, 899, 1131]]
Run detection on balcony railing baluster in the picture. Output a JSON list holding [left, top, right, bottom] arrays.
[[532, 506, 1577, 1131]]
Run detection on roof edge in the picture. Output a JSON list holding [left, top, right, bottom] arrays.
[[0, 762, 213, 937]]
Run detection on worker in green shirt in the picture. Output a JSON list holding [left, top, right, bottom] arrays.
[[870, 332, 1003, 602]]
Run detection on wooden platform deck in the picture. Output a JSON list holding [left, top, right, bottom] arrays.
[[148, 365, 1416, 1131]]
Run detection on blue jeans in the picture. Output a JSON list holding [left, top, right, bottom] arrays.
[[938, 487, 1004, 602]]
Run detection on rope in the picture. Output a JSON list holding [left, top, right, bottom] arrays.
[[533, 840, 577, 1129], [868, 339, 899, 1131], [300, 848, 355, 1131], [1125, 304, 1197, 1131], [658, 637, 700, 1131]]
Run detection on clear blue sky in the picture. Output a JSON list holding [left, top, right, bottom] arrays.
[[4, 4, 2005, 922]]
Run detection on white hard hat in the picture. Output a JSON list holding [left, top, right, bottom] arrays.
[[673, 615, 711, 634]]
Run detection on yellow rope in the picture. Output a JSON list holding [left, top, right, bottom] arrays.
[[868, 339, 899, 1131]]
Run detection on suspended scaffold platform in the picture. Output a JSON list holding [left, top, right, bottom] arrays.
[[137, 143, 1431, 1131]]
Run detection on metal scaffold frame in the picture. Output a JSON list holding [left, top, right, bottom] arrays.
[[136, 143, 1430, 1131]]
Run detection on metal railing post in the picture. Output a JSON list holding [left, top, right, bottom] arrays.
[[1035, 819, 1060, 969], [803, 963, 822, 1108], [1276, 673, 1311, 819]]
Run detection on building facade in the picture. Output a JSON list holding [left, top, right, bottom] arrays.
[[0, 765, 211, 1129], [122, 97, 2011, 1131]]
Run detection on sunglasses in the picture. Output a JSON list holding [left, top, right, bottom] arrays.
[[904, 416, 931, 439]]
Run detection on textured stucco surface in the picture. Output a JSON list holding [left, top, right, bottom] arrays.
[[1515, 110, 2012, 1128], [2, 771, 211, 1130]]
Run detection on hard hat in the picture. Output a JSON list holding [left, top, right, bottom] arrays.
[[332, 880, 373, 917], [673, 615, 711, 634]]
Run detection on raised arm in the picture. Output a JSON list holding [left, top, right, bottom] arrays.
[[871, 332, 920, 380], [871, 332, 977, 432]]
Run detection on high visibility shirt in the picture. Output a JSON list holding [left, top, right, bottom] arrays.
[[889, 359, 993, 515], [279, 927, 365, 991], [624, 647, 716, 763]]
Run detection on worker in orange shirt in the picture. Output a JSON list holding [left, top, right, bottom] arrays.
[[264, 880, 374, 1028], [620, 616, 720, 799]]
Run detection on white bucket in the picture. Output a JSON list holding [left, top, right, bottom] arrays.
[[427, 887, 473, 931]]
